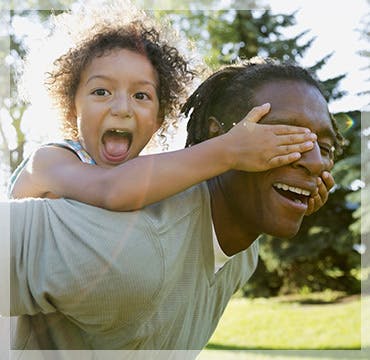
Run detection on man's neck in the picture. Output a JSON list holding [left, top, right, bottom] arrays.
[[207, 176, 260, 256]]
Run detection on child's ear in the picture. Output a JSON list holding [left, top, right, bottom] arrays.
[[155, 115, 164, 132], [71, 104, 77, 119], [208, 116, 225, 138]]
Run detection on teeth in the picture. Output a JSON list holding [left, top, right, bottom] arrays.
[[110, 129, 127, 134], [274, 182, 311, 196]]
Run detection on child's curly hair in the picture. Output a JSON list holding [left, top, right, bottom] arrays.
[[43, 1, 196, 144]]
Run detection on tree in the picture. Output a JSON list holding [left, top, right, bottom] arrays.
[[0, 9, 29, 194], [0, 3, 71, 196], [165, 4, 345, 102]]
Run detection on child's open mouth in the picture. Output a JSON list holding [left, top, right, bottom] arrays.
[[101, 129, 133, 163]]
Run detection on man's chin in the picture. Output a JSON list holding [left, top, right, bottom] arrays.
[[267, 221, 302, 239]]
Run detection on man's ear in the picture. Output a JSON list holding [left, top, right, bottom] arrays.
[[208, 116, 225, 138]]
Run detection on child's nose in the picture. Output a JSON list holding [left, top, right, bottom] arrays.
[[111, 94, 133, 118]]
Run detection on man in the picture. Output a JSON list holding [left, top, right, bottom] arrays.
[[5, 59, 341, 350]]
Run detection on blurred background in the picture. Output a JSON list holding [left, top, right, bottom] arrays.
[[1, 0, 369, 356]]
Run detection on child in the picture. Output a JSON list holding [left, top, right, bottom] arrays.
[[9, 2, 318, 211]]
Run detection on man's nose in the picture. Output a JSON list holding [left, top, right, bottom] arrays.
[[292, 141, 328, 176], [110, 93, 133, 118]]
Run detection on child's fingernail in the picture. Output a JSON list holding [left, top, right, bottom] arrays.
[[261, 102, 270, 108]]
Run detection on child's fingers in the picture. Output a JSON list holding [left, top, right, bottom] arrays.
[[276, 132, 317, 146], [268, 152, 302, 168], [272, 124, 312, 135], [276, 141, 315, 155], [242, 103, 271, 124]]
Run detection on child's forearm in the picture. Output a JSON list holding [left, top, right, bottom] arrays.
[[103, 135, 232, 211], [9, 138, 233, 210]]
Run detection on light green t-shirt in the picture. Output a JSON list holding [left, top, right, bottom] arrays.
[[10, 182, 259, 350]]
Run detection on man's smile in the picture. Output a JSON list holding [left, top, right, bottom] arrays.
[[272, 181, 313, 210]]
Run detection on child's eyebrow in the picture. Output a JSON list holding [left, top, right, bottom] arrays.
[[85, 75, 111, 85], [85, 75, 157, 89]]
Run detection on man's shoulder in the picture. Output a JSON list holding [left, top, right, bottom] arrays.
[[9, 182, 210, 240], [145, 182, 210, 231]]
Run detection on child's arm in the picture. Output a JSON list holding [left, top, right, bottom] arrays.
[[11, 104, 317, 211]]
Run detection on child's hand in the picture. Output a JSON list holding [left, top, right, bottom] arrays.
[[305, 171, 335, 216], [226, 103, 317, 172]]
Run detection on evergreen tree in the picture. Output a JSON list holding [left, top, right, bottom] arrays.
[[167, 5, 345, 101]]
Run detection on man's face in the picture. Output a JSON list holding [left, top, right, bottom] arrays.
[[220, 80, 336, 239]]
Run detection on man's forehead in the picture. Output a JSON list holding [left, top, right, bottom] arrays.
[[262, 115, 336, 141], [253, 81, 335, 141]]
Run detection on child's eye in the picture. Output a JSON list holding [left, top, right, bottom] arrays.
[[92, 89, 110, 96], [134, 92, 150, 100]]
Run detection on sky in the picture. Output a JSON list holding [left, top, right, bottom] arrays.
[[267, 0, 369, 114]]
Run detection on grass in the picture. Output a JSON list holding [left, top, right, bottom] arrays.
[[205, 292, 365, 351]]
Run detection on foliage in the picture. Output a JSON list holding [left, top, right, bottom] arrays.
[[1, 6, 69, 182], [163, 3, 345, 102]]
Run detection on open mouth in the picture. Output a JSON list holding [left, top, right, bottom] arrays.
[[101, 129, 133, 162], [272, 182, 311, 205]]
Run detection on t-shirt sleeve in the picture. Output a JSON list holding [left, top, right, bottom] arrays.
[[8, 198, 163, 329], [10, 199, 56, 315]]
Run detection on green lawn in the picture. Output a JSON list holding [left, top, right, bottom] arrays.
[[198, 293, 369, 360]]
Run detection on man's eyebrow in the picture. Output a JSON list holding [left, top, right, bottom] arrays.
[[264, 117, 337, 142]]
